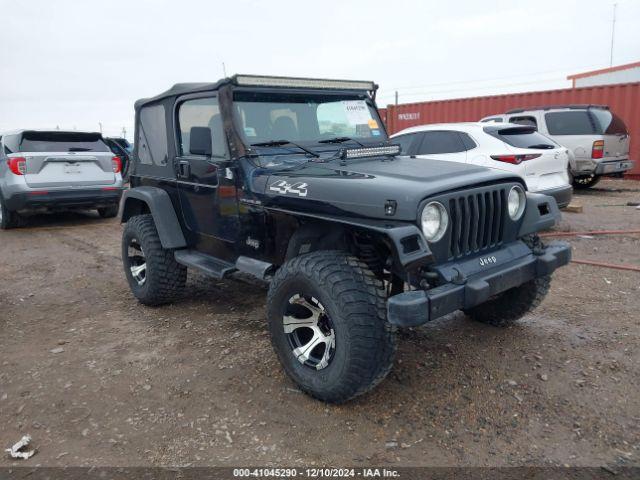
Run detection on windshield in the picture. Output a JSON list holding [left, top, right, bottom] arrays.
[[233, 91, 386, 148]]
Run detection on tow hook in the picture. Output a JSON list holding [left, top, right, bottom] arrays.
[[525, 234, 545, 256], [450, 267, 466, 285]]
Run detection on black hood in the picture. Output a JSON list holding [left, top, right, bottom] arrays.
[[255, 155, 523, 221]]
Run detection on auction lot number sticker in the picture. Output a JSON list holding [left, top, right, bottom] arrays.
[[233, 468, 400, 478]]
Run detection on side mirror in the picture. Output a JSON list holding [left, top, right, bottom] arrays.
[[189, 126, 212, 156]]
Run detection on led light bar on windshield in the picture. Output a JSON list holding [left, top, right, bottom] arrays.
[[234, 75, 376, 91], [343, 145, 401, 159]]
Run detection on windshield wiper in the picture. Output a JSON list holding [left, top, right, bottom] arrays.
[[250, 139, 319, 158], [527, 144, 555, 149], [317, 136, 365, 147]]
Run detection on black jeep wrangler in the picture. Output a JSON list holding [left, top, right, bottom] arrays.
[[120, 75, 571, 403]]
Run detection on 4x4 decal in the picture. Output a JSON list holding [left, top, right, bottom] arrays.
[[269, 180, 309, 197]]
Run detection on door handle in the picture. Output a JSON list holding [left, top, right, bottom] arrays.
[[178, 160, 190, 178]]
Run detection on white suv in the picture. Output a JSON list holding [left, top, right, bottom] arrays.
[[391, 122, 572, 208], [481, 105, 633, 189]]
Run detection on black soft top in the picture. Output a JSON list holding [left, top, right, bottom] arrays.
[[134, 75, 378, 110], [134, 79, 231, 110]]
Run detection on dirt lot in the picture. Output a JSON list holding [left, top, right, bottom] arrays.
[[1, 178, 639, 468]]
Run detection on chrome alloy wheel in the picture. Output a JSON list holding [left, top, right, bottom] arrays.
[[127, 238, 147, 286], [283, 294, 335, 370]]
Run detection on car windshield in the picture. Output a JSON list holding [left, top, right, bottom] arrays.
[[233, 91, 386, 165], [18, 132, 111, 153]]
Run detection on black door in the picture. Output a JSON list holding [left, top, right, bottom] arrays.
[[174, 95, 239, 249]]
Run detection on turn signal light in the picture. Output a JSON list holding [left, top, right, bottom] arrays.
[[490, 154, 541, 165], [7, 156, 27, 175], [592, 140, 604, 159], [112, 156, 122, 173]]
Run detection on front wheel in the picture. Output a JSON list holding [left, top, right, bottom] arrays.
[[573, 174, 601, 189], [267, 251, 397, 403], [122, 214, 187, 305], [464, 276, 551, 327]]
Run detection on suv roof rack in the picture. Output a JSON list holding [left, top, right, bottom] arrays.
[[505, 104, 609, 114]]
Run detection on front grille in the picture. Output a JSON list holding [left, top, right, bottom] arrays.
[[448, 187, 507, 259]]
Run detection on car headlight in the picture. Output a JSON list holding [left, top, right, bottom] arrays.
[[507, 185, 526, 220], [421, 202, 448, 242]]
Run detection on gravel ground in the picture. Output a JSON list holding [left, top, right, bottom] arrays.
[[1, 178, 639, 468]]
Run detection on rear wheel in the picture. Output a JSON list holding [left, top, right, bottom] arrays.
[[98, 205, 119, 218], [0, 194, 21, 230], [122, 214, 186, 305], [267, 251, 397, 403], [573, 174, 601, 189]]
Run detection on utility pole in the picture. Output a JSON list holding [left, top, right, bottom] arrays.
[[122, 127, 127, 140], [98, 122, 103, 134], [395, 90, 398, 106], [610, 3, 617, 67], [222, 62, 227, 77]]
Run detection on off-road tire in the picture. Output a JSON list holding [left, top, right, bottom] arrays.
[[573, 174, 601, 189], [464, 275, 552, 327], [267, 251, 397, 403], [0, 193, 22, 230], [122, 214, 186, 306], [98, 205, 119, 218]]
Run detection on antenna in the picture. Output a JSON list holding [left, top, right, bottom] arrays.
[[609, 3, 617, 67]]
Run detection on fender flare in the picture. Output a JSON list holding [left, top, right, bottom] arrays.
[[267, 207, 434, 271], [120, 186, 187, 249], [518, 192, 561, 237]]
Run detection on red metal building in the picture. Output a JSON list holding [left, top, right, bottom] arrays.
[[379, 82, 640, 178]]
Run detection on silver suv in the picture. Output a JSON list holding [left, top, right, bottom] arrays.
[[0, 130, 124, 229], [481, 105, 633, 189]]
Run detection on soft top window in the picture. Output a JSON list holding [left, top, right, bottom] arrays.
[[18, 131, 111, 153]]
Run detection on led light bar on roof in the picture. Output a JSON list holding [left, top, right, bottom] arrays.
[[344, 145, 401, 159], [234, 75, 376, 91]]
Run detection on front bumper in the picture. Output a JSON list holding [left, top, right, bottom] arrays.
[[537, 185, 573, 209], [387, 240, 571, 327], [595, 159, 634, 176], [5, 188, 124, 212]]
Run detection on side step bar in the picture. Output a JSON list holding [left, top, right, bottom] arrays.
[[174, 250, 236, 279], [174, 250, 273, 281]]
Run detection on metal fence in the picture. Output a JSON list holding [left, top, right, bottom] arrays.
[[379, 82, 640, 177]]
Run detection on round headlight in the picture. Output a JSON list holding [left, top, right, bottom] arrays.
[[421, 202, 448, 242], [507, 185, 526, 220]]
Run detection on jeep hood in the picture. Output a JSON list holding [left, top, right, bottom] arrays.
[[256, 156, 522, 221]]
